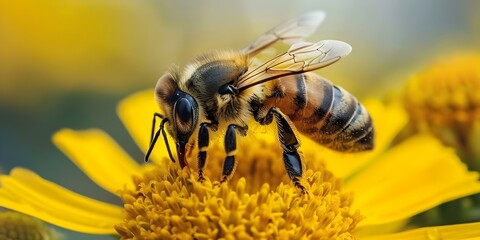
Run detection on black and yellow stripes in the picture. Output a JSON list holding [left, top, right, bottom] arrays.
[[293, 74, 307, 111], [260, 72, 374, 153], [306, 77, 334, 125]]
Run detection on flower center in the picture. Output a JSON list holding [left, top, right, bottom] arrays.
[[403, 54, 480, 127], [0, 211, 57, 240], [115, 135, 363, 239]]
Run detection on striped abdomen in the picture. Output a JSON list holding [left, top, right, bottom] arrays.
[[265, 73, 374, 152]]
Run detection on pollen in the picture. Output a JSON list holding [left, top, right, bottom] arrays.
[[0, 211, 58, 240], [403, 53, 480, 127], [114, 136, 363, 239]]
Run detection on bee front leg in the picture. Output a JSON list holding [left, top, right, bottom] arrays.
[[270, 108, 307, 194], [197, 122, 218, 182], [220, 124, 248, 183]]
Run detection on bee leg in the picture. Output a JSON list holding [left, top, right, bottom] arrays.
[[254, 106, 274, 125], [145, 113, 176, 163], [197, 123, 209, 182], [271, 108, 307, 194], [197, 122, 218, 182], [220, 124, 248, 183]]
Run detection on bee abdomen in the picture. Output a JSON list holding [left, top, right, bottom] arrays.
[[324, 102, 374, 152], [312, 85, 374, 152], [317, 85, 357, 135], [272, 73, 374, 153]]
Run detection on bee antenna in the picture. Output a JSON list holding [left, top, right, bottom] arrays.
[[145, 113, 176, 163]]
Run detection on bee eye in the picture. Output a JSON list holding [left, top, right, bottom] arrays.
[[175, 98, 194, 124], [173, 92, 198, 140]]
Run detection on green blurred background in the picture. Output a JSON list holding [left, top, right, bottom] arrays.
[[1, 1, 479, 239]]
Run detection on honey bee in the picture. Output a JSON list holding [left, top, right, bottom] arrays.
[[146, 11, 374, 192]]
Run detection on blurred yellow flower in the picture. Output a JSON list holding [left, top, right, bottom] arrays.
[[0, 211, 59, 240], [403, 53, 480, 167], [1, 90, 480, 239], [404, 53, 480, 126]]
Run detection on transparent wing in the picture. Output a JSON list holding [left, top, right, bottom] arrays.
[[237, 40, 352, 92], [241, 11, 325, 56]]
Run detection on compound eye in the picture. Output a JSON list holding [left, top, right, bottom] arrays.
[[176, 98, 193, 123], [174, 97, 197, 138]]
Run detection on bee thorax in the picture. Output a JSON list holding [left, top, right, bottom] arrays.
[[214, 94, 250, 124]]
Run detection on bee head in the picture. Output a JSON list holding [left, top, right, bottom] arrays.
[[155, 70, 199, 167]]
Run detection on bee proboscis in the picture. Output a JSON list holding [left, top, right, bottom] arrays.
[[146, 11, 374, 193]]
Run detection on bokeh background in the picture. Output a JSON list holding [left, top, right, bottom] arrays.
[[1, 1, 479, 239]]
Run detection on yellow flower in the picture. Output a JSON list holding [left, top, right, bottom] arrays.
[[401, 53, 480, 226], [1, 90, 480, 239], [404, 53, 480, 126], [0, 211, 59, 240], [403, 53, 480, 164]]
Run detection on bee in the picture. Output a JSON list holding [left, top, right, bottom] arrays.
[[145, 11, 374, 192]]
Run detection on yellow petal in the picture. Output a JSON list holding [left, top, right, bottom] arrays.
[[354, 219, 409, 237], [0, 168, 123, 234], [347, 134, 480, 227], [312, 99, 408, 178], [117, 89, 171, 164], [53, 128, 143, 194], [361, 221, 480, 240]]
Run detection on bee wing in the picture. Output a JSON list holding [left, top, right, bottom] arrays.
[[241, 11, 325, 56], [236, 40, 352, 92]]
